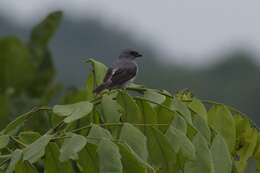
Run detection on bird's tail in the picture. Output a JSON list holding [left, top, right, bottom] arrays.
[[93, 82, 109, 94]]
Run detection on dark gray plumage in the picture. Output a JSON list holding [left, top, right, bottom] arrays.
[[94, 49, 142, 94]]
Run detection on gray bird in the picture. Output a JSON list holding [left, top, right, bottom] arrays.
[[94, 49, 142, 94]]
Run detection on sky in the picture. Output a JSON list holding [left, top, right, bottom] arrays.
[[0, 0, 260, 65]]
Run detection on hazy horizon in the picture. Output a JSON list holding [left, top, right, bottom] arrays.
[[0, 0, 260, 65]]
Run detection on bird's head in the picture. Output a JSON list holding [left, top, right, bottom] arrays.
[[119, 49, 142, 60]]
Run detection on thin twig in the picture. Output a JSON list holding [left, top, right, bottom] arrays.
[[2, 106, 52, 134], [0, 158, 9, 168], [51, 135, 71, 140], [5, 147, 13, 153], [10, 136, 27, 148], [126, 86, 174, 98], [0, 154, 11, 159], [86, 136, 125, 144], [70, 123, 169, 133], [51, 121, 66, 133], [70, 124, 93, 133], [23, 106, 52, 121], [52, 134, 125, 144]]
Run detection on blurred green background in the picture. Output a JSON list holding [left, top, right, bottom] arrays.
[[0, 2, 260, 128]]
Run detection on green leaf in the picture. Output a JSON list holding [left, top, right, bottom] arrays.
[[85, 73, 95, 100], [14, 161, 38, 173], [18, 131, 41, 145], [97, 139, 123, 173], [144, 90, 166, 106], [2, 107, 43, 135], [0, 37, 34, 92], [0, 94, 10, 128], [118, 143, 155, 173], [166, 126, 195, 160], [45, 143, 73, 173], [232, 164, 239, 173], [192, 113, 211, 142], [78, 144, 99, 173], [184, 133, 214, 173], [59, 133, 87, 162], [186, 124, 197, 140], [171, 98, 193, 125], [23, 134, 52, 163], [119, 123, 148, 161], [101, 93, 121, 123], [254, 134, 260, 173], [30, 11, 62, 48], [188, 98, 207, 122], [117, 92, 142, 123], [127, 83, 145, 89], [234, 114, 257, 172], [0, 135, 9, 149], [171, 113, 187, 133], [27, 11, 62, 96], [146, 127, 177, 172], [53, 101, 93, 123], [3, 115, 28, 135], [70, 110, 100, 135], [87, 124, 113, 144], [6, 149, 22, 173], [234, 114, 251, 136], [86, 58, 108, 85], [155, 97, 175, 132], [136, 99, 157, 132], [208, 105, 236, 152], [61, 89, 87, 104], [234, 127, 258, 173], [210, 134, 232, 173]]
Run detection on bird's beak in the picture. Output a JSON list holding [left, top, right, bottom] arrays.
[[137, 53, 142, 58]]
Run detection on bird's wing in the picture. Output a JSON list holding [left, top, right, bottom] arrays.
[[103, 67, 113, 82], [110, 66, 137, 86]]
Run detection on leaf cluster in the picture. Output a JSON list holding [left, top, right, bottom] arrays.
[[0, 11, 62, 130], [0, 57, 259, 173]]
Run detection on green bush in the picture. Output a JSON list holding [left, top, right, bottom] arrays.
[[0, 11, 62, 131], [0, 11, 259, 173], [0, 58, 259, 173]]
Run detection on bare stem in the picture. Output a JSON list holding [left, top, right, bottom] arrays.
[[10, 136, 27, 148], [70, 122, 169, 133], [126, 86, 174, 98]]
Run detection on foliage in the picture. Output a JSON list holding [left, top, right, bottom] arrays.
[[0, 57, 258, 173], [0, 11, 260, 173], [0, 11, 62, 131]]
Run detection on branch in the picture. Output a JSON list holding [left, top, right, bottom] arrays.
[[70, 123, 169, 133], [126, 86, 174, 98], [10, 136, 27, 148]]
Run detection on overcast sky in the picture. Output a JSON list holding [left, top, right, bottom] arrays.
[[0, 0, 260, 64]]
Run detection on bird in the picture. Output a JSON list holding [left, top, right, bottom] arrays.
[[93, 49, 142, 94]]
